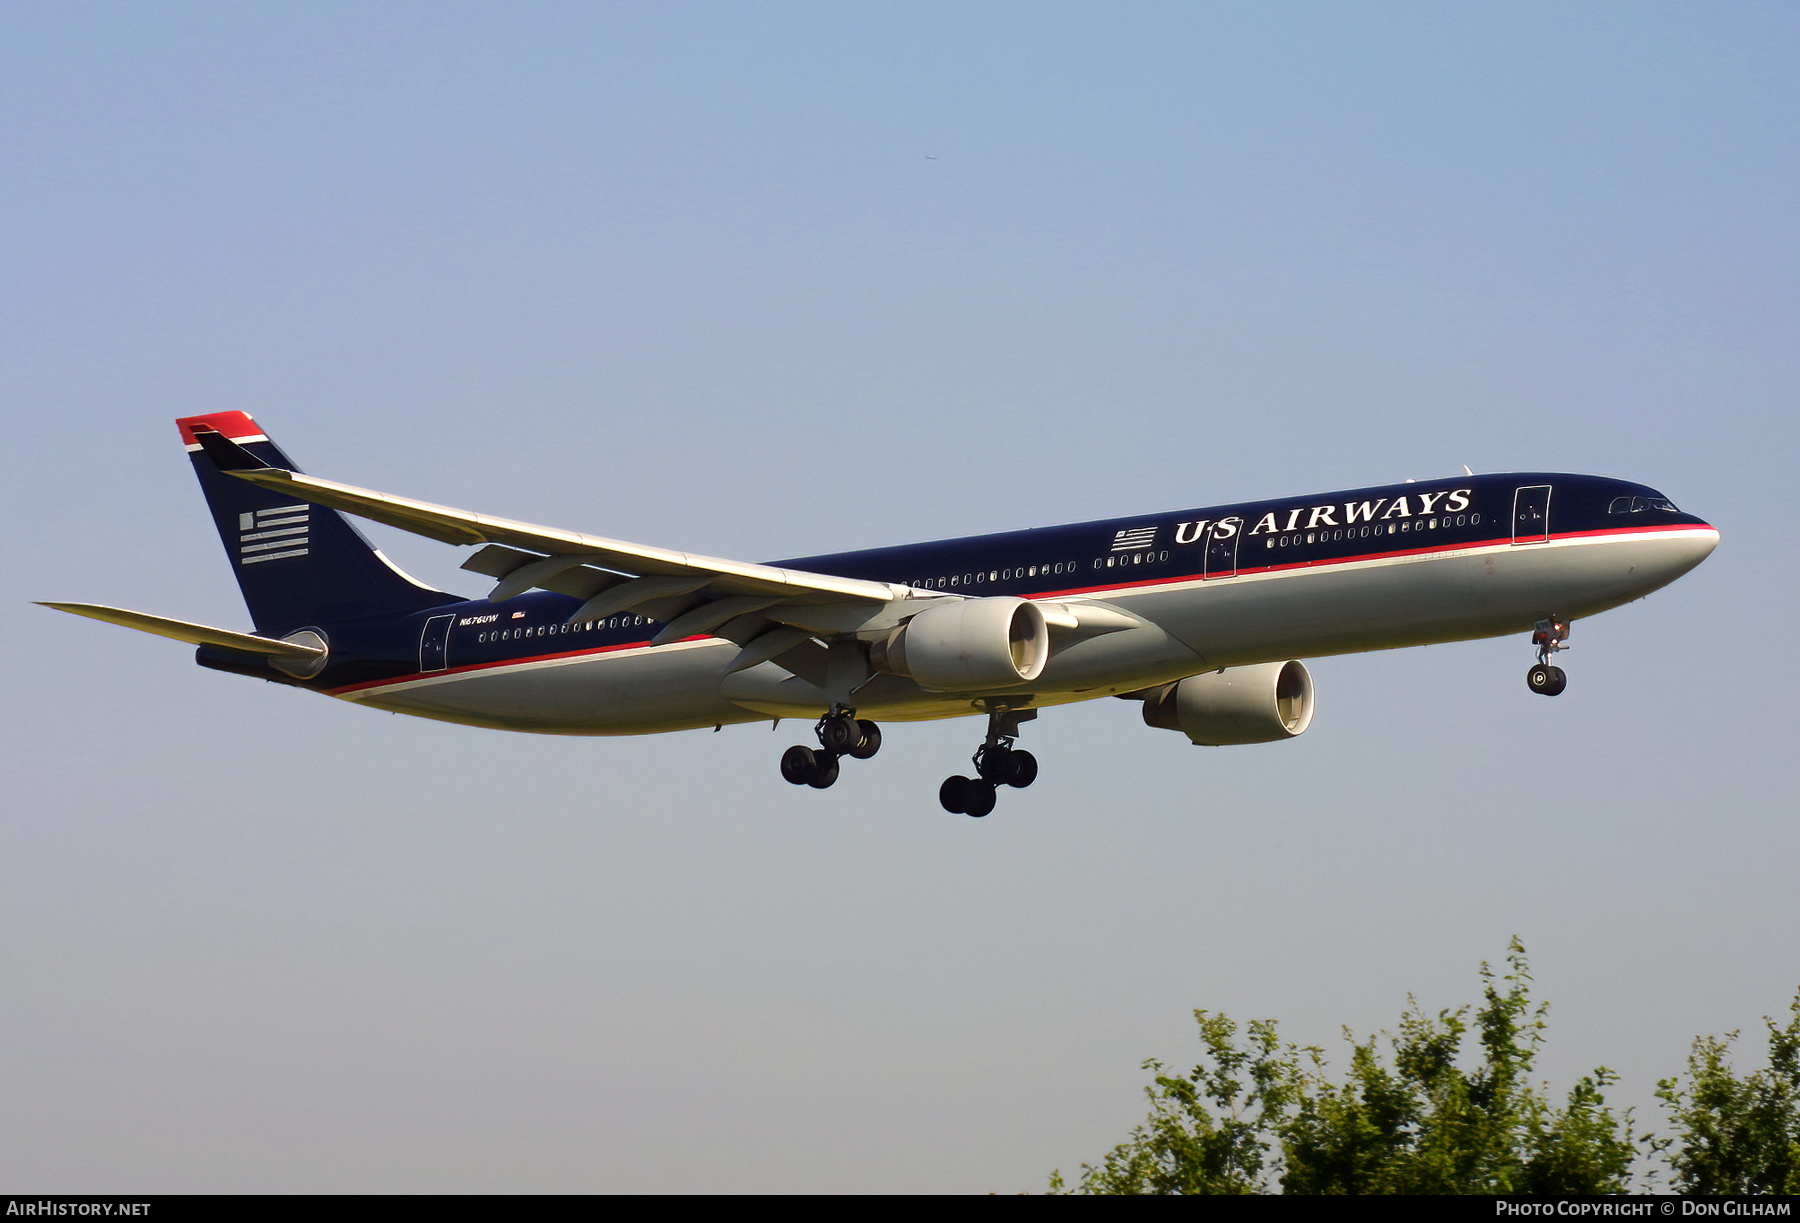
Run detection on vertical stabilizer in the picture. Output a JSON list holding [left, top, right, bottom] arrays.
[[177, 412, 459, 633]]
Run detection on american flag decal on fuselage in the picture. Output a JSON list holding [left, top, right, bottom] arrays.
[[238, 504, 310, 565], [1111, 526, 1158, 551]]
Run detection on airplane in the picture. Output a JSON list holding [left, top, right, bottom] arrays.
[[42, 411, 1719, 818]]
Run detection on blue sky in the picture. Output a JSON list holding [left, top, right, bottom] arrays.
[[3, 2, 1796, 1191]]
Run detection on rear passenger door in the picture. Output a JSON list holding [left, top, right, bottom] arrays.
[[420, 613, 454, 672]]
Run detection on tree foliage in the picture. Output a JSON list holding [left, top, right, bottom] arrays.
[[1051, 940, 1800, 1194], [1047, 1012, 1302, 1194], [1651, 992, 1800, 1194]]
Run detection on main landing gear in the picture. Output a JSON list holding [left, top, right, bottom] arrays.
[[1527, 617, 1570, 697], [939, 707, 1039, 818], [779, 706, 881, 789]]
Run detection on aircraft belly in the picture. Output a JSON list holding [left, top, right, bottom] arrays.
[[354, 642, 755, 735], [718, 623, 1206, 720], [720, 665, 953, 720]]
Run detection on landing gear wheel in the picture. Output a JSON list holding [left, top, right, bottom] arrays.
[[807, 751, 840, 789], [977, 745, 1016, 783], [976, 745, 1039, 788], [847, 720, 882, 760], [963, 780, 997, 818], [781, 745, 819, 785], [948, 705, 1039, 813], [1527, 663, 1565, 696], [940, 776, 974, 814], [819, 714, 862, 754]]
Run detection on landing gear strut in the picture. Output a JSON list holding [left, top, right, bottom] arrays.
[[940, 707, 1039, 817], [1527, 617, 1570, 697], [779, 705, 881, 789]]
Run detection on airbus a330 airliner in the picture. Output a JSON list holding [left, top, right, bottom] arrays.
[[44, 412, 1718, 817]]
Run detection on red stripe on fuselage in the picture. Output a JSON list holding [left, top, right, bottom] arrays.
[[325, 633, 709, 696]]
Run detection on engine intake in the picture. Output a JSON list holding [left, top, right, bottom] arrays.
[[1143, 660, 1315, 745], [870, 597, 1049, 692]]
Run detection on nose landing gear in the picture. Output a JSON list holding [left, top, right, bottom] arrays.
[[1527, 617, 1570, 696], [940, 707, 1039, 817], [779, 706, 881, 789]]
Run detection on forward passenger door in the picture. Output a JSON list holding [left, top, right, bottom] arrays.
[[1203, 518, 1242, 578], [1512, 486, 1552, 545]]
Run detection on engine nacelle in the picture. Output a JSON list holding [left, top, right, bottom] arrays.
[[870, 597, 1050, 692], [1143, 660, 1315, 745]]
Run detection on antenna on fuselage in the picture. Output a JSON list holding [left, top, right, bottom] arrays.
[[1462, 465, 1474, 476]]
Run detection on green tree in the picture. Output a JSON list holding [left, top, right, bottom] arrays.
[[1280, 944, 1635, 1193], [1048, 1011, 1306, 1194], [1052, 940, 1638, 1194], [1652, 991, 1800, 1194]]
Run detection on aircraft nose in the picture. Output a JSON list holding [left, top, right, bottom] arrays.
[[1688, 522, 1720, 559], [1658, 522, 1720, 582]]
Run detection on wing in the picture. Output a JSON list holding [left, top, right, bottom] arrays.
[[192, 428, 1136, 681], [192, 427, 934, 662]]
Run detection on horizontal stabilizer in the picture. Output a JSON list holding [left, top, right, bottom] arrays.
[[37, 602, 326, 660]]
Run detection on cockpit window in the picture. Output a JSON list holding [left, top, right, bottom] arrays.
[[1608, 495, 1679, 514]]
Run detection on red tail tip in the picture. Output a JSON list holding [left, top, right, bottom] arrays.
[[176, 412, 266, 447]]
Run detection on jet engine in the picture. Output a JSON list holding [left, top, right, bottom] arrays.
[[1142, 660, 1315, 745], [869, 597, 1050, 691]]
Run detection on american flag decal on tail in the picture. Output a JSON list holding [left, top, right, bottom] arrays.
[[238, 504, 310, 565], [1111, 526, 1158, 551]]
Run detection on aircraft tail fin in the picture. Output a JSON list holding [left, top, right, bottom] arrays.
[[177, 412, 459, 633]]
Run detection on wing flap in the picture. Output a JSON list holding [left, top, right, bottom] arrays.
[[460, 544, 545, 579], [571, 575, 716, 622], [650, 596, 784, 646], [724, 626, 815, 676], [485, 554, 607, 602]]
